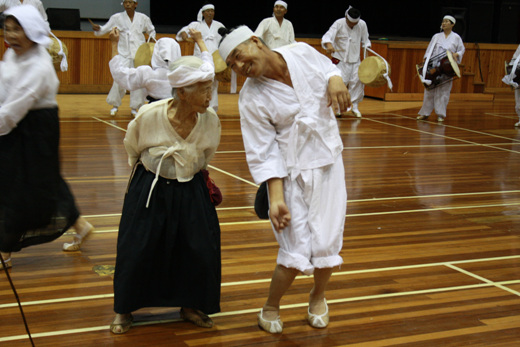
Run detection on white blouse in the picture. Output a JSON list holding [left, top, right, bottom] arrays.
[[0, 45, 59, 135]]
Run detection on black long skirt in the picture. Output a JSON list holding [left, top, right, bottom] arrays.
[[113, 165, 221, 314], [0, 108, 79, 253]]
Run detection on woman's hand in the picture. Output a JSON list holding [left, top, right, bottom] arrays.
[[327, 76, 351, 115], [267, 178, 291, 232]]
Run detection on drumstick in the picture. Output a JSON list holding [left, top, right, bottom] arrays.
[[87, 18, 95, 26]]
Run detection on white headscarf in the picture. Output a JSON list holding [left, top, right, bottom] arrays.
[[443, 15, 456, 25], [167, 56, 215, 88], [274, 1, 288, 9], [218, 26, 255, 62], [197, 4, 215, 22], [345, 6, 360, 23], [151, 38, 182, 70], [4, 5, 51, 47]]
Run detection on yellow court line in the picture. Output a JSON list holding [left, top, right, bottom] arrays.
[[91, 116, 127, 132], [446, 264, 520, 297], [2, 279, 520, 343]]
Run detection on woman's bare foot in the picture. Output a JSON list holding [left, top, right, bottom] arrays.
[[180, 307, 213, 328]]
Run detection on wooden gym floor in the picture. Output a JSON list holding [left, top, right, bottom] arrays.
[[1, 93, 519, 346]]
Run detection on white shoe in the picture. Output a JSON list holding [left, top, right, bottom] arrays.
[[352, 109, 362, 118], [515, 121, 520, 127], [62, 222, 94, 252], [437, 116, 445, 122], [417, 115, 429, 120], [307, 299, 329, 328], [257, 309, 283, 334], [110, 107, 118, 116]]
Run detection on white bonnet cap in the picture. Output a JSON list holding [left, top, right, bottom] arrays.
[[4, 5, 51, 47], [167, 56, 215, 88]]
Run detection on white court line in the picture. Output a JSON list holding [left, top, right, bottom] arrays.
[[91, 116, 127, 132], [485, 112, 518, 120], [445, 264, 520, 297], [2, 279, 520, 343]]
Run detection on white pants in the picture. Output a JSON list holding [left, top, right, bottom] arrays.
[[337, 61, 364, 107], [107, 58, 146, 110], [515, 89, 520, 118], [273, 156, 347, 275], [210, 80, 219, 112], [418, 80, 453, 118]]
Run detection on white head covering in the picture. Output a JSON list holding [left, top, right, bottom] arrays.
[[345, 6, 360, 23], [167, 56, 215, 88], [218, 26, 255, 62], [4, 5, 51, 47], [151, 38, 182, 70], [120, 0, 137, 4], [274, 1, 288, 9], [443, 15, 456, 25], [197, 4, 215, 22]]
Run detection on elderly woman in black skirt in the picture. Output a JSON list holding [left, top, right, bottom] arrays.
[[110, 35, 222, 334], [0, 5, 92, 270]]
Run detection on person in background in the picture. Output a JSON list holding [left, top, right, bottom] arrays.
[[91, 0, 155, 117], [254, 1, 295, 49], [416, 15, 464, 122], [176, 3, 225, 112], [0, 5, 92, 270], [0, 0, 47, 21], [502, 44, 520, 127], [219, 25, 349, 334], [322, 5, 370, 118]]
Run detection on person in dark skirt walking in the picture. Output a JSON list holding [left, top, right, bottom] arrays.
[[0, 5, 92, 270], [110, 34, 222, 334]]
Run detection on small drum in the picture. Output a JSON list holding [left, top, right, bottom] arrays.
[[135, 42, 155, 67], [416, 50, 461, 90], [358, 56, 391, 88], [504, 61, 520, 88], [212, 50, 231, 83], [47, 37, 68, 72]]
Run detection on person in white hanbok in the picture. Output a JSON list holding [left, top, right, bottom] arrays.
[[91, 0, 156, 116], [176, 3, 225, 111], [0, 5, 93, 271], [502, 44, 520, 127], [0, 0, 46, 20], [322, 6, 370, 118], [417, 15, 465, 122], [254, 1, 295, 49], [219, 26, 350, 334], [108, 28, 181, 102]]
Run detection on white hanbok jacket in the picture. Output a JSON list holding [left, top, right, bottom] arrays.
[[254, 16, 295, 49], [0, 0, 47, 21], [177, 20, 225, 56], [321, 18, 371, 64]]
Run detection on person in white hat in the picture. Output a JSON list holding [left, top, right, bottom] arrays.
[[254, 1, 295, 49], [91, 0, 156, 116], [417, 15, 465, 122], [322, 6, 371, 118], [176, 3, 225, 111], [0, 0, 47, 21], [502, 44, 520, 127], [0, 5, 93, 270], [219, 25, 350, 334], [110, 33, 221, 334]]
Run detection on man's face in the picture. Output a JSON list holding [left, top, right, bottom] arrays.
[[123, 1, 137, 13], [226, 38, 265, 78], [345, 17, 358, 29], [273, 5, 287, 18], [203, 9, 215, 22]]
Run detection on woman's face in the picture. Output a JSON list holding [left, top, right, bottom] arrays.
[[183, 80, 213, 113], [441, 19, 454, 32], [4, 17, 35, 55]]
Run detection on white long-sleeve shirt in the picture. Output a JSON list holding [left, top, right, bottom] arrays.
[[238, 43, 344, 184], [0, 0, 47, 21], [95, 11, 155, 59], [0, 45, 59, 135], [424, 31, 465, 64], [321, 18, 371, 64], [254, 16, 295, 49], [176, 20, 225, 56]]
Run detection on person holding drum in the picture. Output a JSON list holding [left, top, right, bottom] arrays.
[[177, 3, 226, 112], [502, 44, 520, 127], [322, 6, 370, 118], [254, 1, 295, 49], [91, 0, 156, 117], [417, 15, 464, 122]]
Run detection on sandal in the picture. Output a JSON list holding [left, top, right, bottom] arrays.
[[63, 222, 94, 252], [307, 299, 329, 328], [257, 308, 283, 334], [110, 314, 133, 334], [180, 308, 214, 328]]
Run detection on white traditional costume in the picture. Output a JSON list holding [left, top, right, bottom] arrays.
[[0, 0, 47, 21], [114, 53, 222, 315], [95, 4, 156, 112], [321, 8, 370, 115], [254, 1, 295, 49], [418, 16, 464, 121], [176, 4, 225, 111], [503, 44, 520, 126], [109, 38, 181, 101], [220, 27, 346, 275]]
